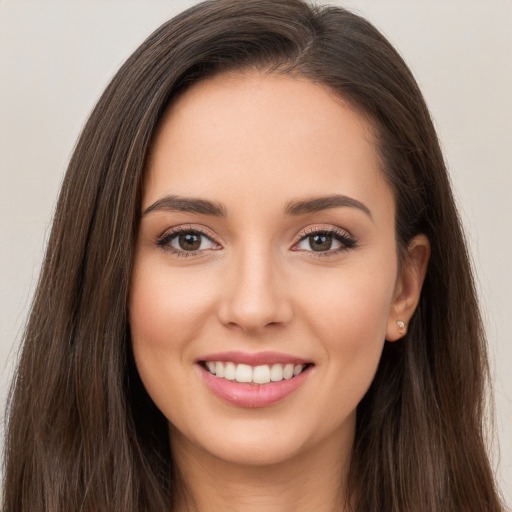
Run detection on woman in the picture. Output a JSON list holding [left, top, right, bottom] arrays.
[[2, 0, 505, 510]]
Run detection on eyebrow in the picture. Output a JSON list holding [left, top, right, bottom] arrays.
[[143, 193, 372, 219], [143, 195, 227, 216], [284, 194, 372, 219]]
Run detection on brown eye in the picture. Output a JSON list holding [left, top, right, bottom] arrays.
[[293, 228, 356, 255], [157, 229, 219, 254], [308, 234, 332, 252], [178, 232, 202, 251]]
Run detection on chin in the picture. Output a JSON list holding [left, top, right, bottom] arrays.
[[208, 438, 307, 467], [170, 418, 316, 467]]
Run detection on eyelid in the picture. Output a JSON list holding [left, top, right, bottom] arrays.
[[154, 223, 357, 258], [155, 225, 222, 256], [292, 224, 354, 244], [290, 225, 357, 255], [156, 224, 218, 241]]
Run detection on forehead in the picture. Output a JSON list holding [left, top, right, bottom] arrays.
[[144, 71, 392, 221]]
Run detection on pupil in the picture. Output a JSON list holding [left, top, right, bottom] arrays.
[[310, 234, 332, 251], [179, 233, 201, 251]]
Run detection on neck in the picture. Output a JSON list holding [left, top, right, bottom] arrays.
[[170, 424, 354, 512]]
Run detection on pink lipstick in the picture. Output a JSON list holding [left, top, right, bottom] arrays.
[[196, 351, 313, 408]]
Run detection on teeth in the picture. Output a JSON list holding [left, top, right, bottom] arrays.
[[283, 363, 294, 380], [215, 361, 224, 378], [253, 365, 271, 384], [270, 364, 283, 381], [205, 362, 306, 384], [224, 362, 236, 380], [235, 363, 252, 382]]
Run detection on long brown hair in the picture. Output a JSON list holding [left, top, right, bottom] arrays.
[[3, 1, 504, 510]]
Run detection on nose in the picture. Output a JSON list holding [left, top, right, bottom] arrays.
[[217, 244, 293, 334]]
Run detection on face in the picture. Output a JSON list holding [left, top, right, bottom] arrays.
[[129, 71, 407, 467]]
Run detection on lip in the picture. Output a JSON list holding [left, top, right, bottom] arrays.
[[195, 350, 311, 366], [196, 352, 313, 408]]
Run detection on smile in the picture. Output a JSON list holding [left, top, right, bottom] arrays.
[[204, 361, 307, 384], [197, 352, 314, 408]]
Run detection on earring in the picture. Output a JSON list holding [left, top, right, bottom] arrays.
[[396, 320, 405, 330]]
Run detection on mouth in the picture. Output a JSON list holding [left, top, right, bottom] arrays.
[[201, 360, 312, 385], [196, 352, 314, 408]]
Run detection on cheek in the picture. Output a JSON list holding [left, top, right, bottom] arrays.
[[128, 259, 209, 397], [298, 260, 396, 339], [129, 260, 215, 351], [295, 259, 396, 390], [128, 259, 220, 424]]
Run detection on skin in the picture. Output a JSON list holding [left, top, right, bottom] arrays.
[[129, 71, 430, 511]]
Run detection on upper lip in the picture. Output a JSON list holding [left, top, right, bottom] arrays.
[[196, 351, 312, 366]]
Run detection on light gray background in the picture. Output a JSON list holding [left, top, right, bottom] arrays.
[[1, 0, 510, 503]]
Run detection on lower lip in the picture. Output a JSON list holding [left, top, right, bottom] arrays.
[[198, 364, 312, 408]]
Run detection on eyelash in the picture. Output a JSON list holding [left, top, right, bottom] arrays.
[[291, 227, 357, 257], [155, 226, 357, 258], [156, 226, 219, 258]]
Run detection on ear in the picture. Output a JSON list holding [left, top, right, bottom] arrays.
[[386, 234, 430, 341]]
